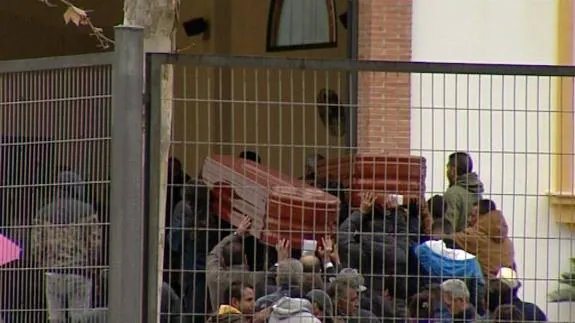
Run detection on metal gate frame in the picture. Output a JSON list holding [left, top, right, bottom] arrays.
[[113, 25, 575, 323]]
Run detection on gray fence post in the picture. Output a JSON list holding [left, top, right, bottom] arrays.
[[108, 25, 145, 323]]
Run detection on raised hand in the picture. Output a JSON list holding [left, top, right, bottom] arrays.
[[275, 238, 291, 262], [236, 216, 252, 237], [360, 191, 376, 214]]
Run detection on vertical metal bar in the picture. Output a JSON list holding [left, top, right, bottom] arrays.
[[144, 53, 163, 323], [109, 25, 145, 323], [346, 0, 359, 149]]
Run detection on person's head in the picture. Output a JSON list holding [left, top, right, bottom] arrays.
[[327, 278, 360, 316], [496, 267, 521, 290], [431, 219, 453, 236], [407, 292, 434, 322], [446, 152, 473, 184], [306, 289, 334, 320], [239, 150, 262, 164], [276, 259, 304, 287], [221, 241, 247, 268], [490, 304, 524, 323], [470, 199, 497, 226], [302, 273, 325, 295], [427, 195, 447, 220], [168, 157, 184, 182], [332, 268, 368, 292], [440, 279, 470, 315], [300, 255, 322, 273], [486, 279, 516, 313], [224, 282, 255, 314]]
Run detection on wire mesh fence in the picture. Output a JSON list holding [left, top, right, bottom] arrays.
[[0, 47, 574, 323], [154, 56, 575, 323], [0, 61, 112, 322]]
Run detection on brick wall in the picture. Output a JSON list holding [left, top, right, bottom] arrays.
[[357, 0, 412, 154]]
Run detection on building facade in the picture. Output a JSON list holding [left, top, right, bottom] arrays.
[[411, 1, 575, 321], [1, 0, 574, 321]]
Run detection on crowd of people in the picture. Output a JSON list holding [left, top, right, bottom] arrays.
[[21, 151, 549, 322]]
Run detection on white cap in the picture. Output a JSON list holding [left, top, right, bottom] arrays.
[[496, 267, 520, 289]]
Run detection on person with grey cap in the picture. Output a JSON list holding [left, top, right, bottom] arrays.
[[306, 290, 340, 323], [328, 268, 368, 292], [440, 279, 479, 322], [327, 272, 380, 323], [331, 268, 400, 323]]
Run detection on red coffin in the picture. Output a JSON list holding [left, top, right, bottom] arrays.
[[316, 153, 431, 233], [202, 155, 340, 249]]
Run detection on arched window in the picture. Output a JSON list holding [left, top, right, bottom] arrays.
[[267, 0, 337, 51]]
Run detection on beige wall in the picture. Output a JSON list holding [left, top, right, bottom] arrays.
[[0, 0, 349, 178]]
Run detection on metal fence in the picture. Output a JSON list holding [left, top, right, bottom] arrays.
[[0, 26, 574, 323], [0, 54, 112, 322]]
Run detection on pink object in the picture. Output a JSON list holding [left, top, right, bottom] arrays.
[[0, 234, 21, 266]]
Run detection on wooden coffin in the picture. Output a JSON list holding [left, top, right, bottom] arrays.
[[315, 155, 354, 186], [203, 155, 339, 249], [349, 154, 426, 207]]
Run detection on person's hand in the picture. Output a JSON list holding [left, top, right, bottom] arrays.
[[316, 239, 329, 261], [253, 307, 272, 323], [236, 216, 252, 237], [275, 238, 291, 262], [318, 236, 340, 264], [359, 191, 376, 214]]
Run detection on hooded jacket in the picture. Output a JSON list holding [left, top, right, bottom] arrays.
[[444, 172, 484, 232], [268, 297, 321, 323], [30, 172, 101, 271], [452, 210, 515, 278]]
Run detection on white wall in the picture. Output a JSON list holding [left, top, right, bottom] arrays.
[[411, 0, 575, 321]]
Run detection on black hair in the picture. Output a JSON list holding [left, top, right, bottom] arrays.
[[224, 281, 253, 304], [221, 241, 245, 267], [431, 219, 453, 235], [491, 304, 524, 323], [448, 152, 473, 176], [407, 292, 434, 320], [486, 279, 516, 313], [239, 151, 262, 164], [475, 199, 497, 215], [427, 195, 447, 220], [168, 157, 183, 180]]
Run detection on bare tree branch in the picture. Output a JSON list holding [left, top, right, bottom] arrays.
[[39, 0, 115, 49]]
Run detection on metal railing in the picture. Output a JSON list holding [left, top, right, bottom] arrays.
[[0, 26, 573, 322]]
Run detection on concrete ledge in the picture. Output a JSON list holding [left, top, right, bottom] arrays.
[[548, 192, 575, 228]]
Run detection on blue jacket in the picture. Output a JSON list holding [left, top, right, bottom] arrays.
[[415, 240, 484, 284]]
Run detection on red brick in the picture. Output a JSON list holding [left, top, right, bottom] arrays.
[[357, 0, 412, 154]]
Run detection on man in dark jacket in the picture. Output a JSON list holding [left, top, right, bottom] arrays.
[[339, 193, 411, 292], [327, 275, 380, 323], [486, 270, 547, 322], [169, 180, 211, 322], [444, 152, 484, 232]]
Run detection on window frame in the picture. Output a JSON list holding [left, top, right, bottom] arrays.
[[266, 0, 338, 52]]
